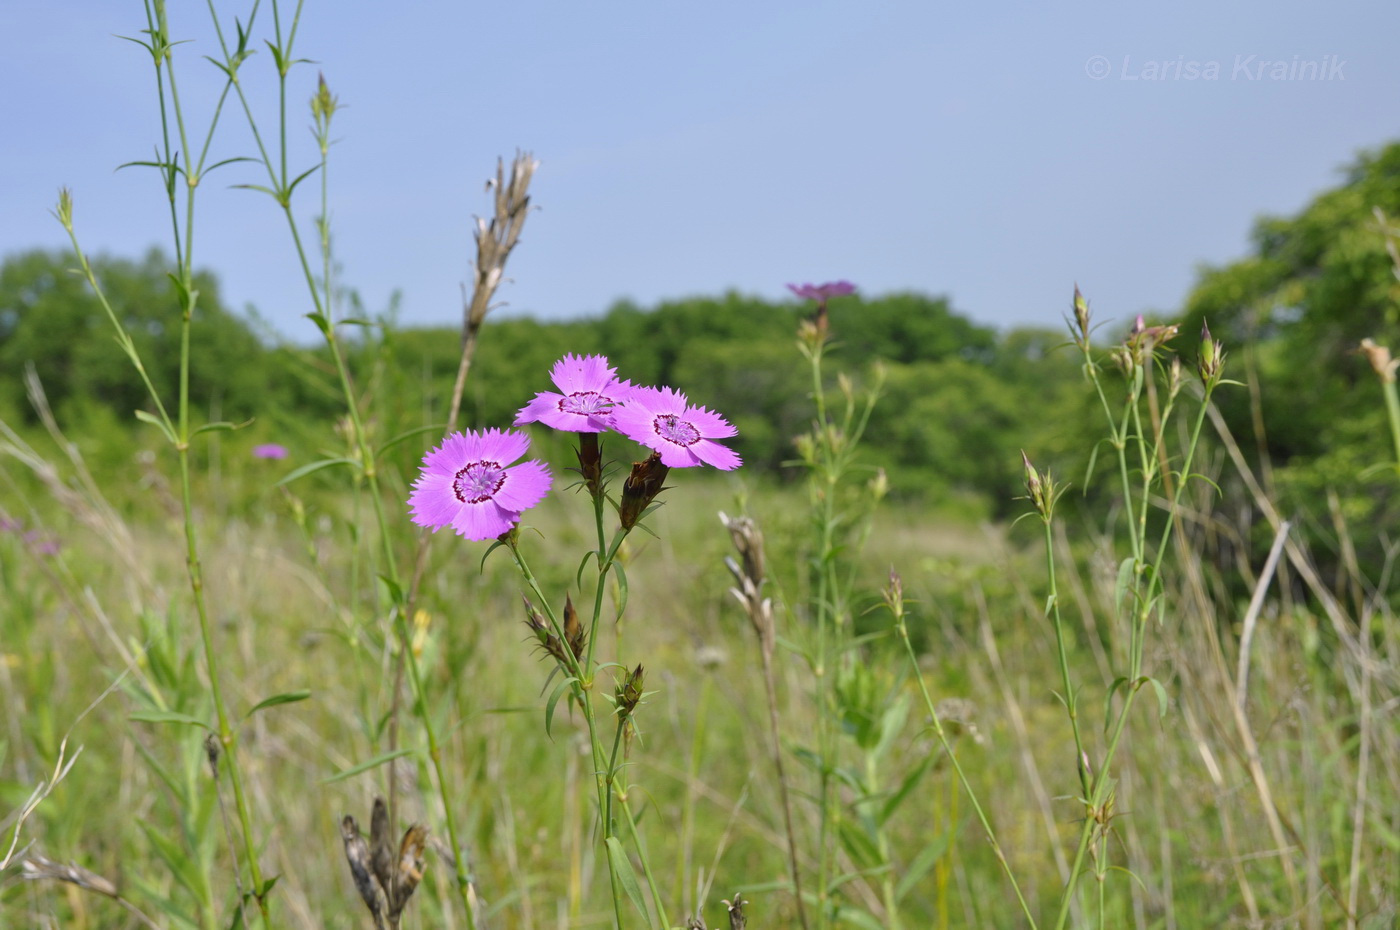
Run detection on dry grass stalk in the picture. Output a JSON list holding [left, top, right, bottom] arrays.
[[19, 853, 162, 930], [446, 151, 539, 431], [719, 511, 807, 930], [391, 151, 539, 869]]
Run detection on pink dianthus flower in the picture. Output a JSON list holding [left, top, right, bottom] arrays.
[[613, 387, 741, 470], [515, 354, 635, 433], [408, 429, 552, 540]]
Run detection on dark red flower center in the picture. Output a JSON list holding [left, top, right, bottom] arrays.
[[454, 460, 506, 504], [558, 390, 609, 417], [654, 414, 700, 446]]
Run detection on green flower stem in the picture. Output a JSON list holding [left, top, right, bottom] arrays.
[[86, 6, 271, 919], [394, 608, 479, 930], [892, 614, 1037, 928], [1382, 377, 1400, 477], [204, 3, 486, 921], [510, 545, 628, 930], [1042, 516, 1089, 800], [864, 751, 900, 930], [805, 343, 838, 930], [1054, 383, 1215, 929], [620, 783, 672, 930]]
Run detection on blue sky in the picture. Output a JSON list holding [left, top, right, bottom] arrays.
[[3, 1, 1397, 340]]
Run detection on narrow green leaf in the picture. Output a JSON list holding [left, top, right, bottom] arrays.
[[613, 560, 629, 621], [544, 677, 577, 739], [129, 710, 210, 730], [874, 693, 909, 760], [1104, 676, 1129, 733], [205, 156, 258, 174], [835, 906, 888, 930], [231, 183, 282, 199], [1114, 557, 1134, 615], [377, 574, 405, 607], [139, 820, 207, 900], [193, 418, 253, 437], [244, 690, 311, 720], [895, 831, 951, 902], [322, 748, 415, 784], [878, 754, 931, 827], [837, 818, 882, 870], [134, 409, 176, 443], [376, 423, 447, 458], [275, 456, 357, 487], [1144, 675, 1170, 719], [605, 836, 651, 922], [575, 550, 596, 587], [127, 871, 202, 930]]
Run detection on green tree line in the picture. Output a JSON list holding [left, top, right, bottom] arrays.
[[3, 142, 1399, 525]]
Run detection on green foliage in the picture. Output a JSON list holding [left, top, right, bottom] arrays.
[[1175, 141, 1400, 575], [0, 249, 278, 425]]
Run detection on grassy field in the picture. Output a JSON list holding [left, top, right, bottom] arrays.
[[2, 318, 1398, 929], [3, 4, 1397, 926]]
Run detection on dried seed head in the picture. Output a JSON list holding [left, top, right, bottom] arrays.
[[20, 854, 119, 899], [687, 916, 709, 930], [1359, 337, 1398, 383], [388, 824, 429, 921], [718, 511, 765, 588], [204, 732, 221, 780], [370, 797, 395, 905], [620, 452, 669, 529], [723, 892, 748, 930], [936, 697, 984, 743], [340, 815, 385, 924]]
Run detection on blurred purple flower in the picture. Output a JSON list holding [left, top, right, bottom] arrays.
[[787, 281, 856, 303], [0, 515, 21, 533], [23, 530, 60, 556], [613, 387, 741, 470], [515, 354, 636, 433], [253, 443, 289, 460], [408, 429, 552, 540]]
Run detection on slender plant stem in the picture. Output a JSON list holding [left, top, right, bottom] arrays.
[[1054, 382, 1216, 929], [510, 545, 628, 929], [892, 618, 1038, 927]]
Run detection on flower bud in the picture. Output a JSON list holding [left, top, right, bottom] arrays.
[[576, 431, 603, 496], [615, 664, 645, 718], [619, 452, 669, 529], [54, 188, 73, 230], [1198, 320, 1226, 386], [1072, 284, 1091, 344]]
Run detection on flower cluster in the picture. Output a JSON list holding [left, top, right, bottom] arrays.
[[407, 354, 740, 540]]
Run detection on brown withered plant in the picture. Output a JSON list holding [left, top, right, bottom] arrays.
[[341, 797, 428, 930]]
